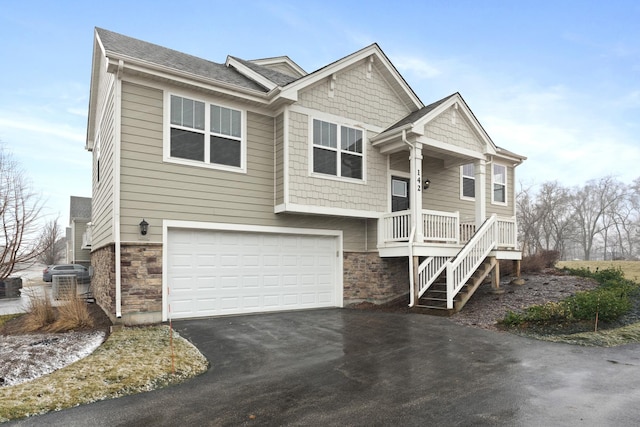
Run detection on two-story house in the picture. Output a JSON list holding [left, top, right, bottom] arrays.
[[86, 28, 525, 325]]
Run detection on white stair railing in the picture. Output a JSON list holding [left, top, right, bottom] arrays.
[[417, 256, 450, 298], [445, 215, 498, 309]]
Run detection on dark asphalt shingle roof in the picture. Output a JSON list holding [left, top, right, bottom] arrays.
[[386, 93, 458, 132], [95, 28, 268, 92]]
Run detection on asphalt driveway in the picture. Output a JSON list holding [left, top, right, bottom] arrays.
[[9, 309, 640, 426]]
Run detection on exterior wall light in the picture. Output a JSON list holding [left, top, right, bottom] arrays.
[[423, 178, 431, 190], [139, 219, 149, 236]]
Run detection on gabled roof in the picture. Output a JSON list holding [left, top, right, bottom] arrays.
[[225, 56, 300, 90], [279, 43, 423, 110], [386, 94, 457, 132], [248, 56, 307, 78], [70, 196, 91, 221]]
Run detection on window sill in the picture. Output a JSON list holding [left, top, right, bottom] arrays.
[[309, 172, 366, 185], [164, 156, 246, 174]]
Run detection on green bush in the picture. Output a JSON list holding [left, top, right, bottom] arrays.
[[501, 311, 524, 326], [566, 288, 632, 322], [501, 266, 639, 328]]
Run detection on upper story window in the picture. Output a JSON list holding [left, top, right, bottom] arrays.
[[461, 163, 475, 199], [167, 94, 245, 172], [312, 119, 363, 180], [492, 163, 507, 204]]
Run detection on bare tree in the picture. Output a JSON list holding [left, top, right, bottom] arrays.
[[0, 144, 46, 281], [570, 176, 627, 260], [516, 183, 544, 256], [38, 217, 65, 265], [536, 182, 575, 259]]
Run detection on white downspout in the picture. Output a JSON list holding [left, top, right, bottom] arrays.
[[402, 130, 419, 308], [114, 59, 124, 319], [408, 225, 416, 307]]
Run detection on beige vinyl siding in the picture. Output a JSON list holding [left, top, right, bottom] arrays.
[[90, 55, 116, 250], [275, 113, 284, 206], [424, 106, 484, 152], [421, 156, 475, 221], [487, 164, 516, 217], [72, 220, 91, 263], [118, 81, 369, 252]]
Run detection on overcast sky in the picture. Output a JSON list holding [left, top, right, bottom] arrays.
[[1, 0, 639, 226]]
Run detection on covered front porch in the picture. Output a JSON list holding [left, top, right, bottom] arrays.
[[377, 208, 519, 258]]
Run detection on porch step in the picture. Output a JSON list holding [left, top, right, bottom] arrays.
[[414, 257, 497, 315]]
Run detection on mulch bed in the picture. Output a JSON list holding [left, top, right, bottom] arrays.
[[0, 302, 112, 336], [348, 268, 618, 333]]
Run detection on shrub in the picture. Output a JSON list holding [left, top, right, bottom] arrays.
[[48, 297, 94, 332], [500, 311, 524, 326], [22, 292, 56, 332], [565, 288, 632, 322]]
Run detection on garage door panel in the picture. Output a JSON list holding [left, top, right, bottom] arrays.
[[168, 229, 339, 319]]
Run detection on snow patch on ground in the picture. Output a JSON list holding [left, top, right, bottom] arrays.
[[0, 330, 106, 386]]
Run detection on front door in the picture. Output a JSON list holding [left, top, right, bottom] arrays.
[[391, 176, 410, 212]]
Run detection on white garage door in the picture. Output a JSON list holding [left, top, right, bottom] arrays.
[[167, 229, 340, 319]]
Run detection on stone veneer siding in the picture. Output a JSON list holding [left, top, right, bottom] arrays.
[[91, 243, 163, 325], [120, 243, 163, 324], [91, 244, 116, 322], [343, 252, 408, 304]]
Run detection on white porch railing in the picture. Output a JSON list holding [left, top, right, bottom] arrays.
[[379, 210, 411, 242], [422, 210, 459, 243], [378, 210, 518, 250], [417, 256, 450, 298], [445, 215, 497, 309], [496, 216, 517, 248]]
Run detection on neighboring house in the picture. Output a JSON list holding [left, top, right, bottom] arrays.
[[66, 196, 92, 266], [86, 28, 526, 325]]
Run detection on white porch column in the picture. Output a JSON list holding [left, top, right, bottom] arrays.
[[474, 158, 487, 228], [411, 142, 424, 242]]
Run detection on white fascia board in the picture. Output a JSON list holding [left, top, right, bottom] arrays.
[[225, 56, 278, 91], [274, 203, 381, 219]]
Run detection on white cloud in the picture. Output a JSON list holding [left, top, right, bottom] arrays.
[[393, 55, 441, 79]]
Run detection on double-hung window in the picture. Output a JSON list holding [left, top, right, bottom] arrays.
[[168, 94, 244, 171], [492, 163, 507, 204], [461, 163, 475, 199], [312, 119, 363, 180]]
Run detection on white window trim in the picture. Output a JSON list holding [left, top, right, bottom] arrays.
[[307, 116, 367, 183], [491, 162, 508, 206], [460, 164, 475, 201], [163, 92, 247, 174]]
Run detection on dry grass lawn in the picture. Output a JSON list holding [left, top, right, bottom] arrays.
[[0, 326, 209, 422], [557, 260, 640, 282]]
